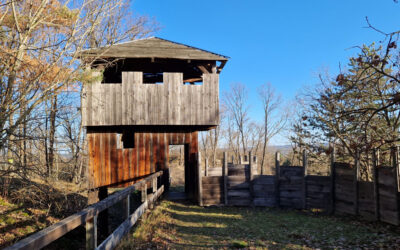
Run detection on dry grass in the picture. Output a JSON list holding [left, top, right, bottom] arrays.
[[117, 200, 400, 249], [0, 177, 87, 248]]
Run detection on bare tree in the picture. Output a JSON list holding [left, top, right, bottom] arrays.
[[258, 83, 288, 174], [223, 83, 250, 161]]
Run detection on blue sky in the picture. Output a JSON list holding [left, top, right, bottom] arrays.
[[133, 1, 400, 144]]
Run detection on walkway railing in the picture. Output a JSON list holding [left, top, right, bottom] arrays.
[[6, 171, 164, 250]]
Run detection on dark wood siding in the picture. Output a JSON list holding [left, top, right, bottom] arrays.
[[88, 131, 198, 189]]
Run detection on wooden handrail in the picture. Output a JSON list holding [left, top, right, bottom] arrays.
[[6, 171, 163, 250]]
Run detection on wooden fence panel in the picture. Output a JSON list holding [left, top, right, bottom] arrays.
[[253, 175, 276, 207], [358, 181, 375, 220], [377, 167, 399, 225], [334, 163, 357, 215], [202, 176, 223, 205], [305, 175, 331, 210], [227, 164, 251, 206], [279, 166, 304, 209]]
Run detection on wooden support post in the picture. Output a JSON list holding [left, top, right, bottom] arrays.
[[330, 145, 336, 215], [223, 152, 228, 205], [394, 146, 400, 225], [302, 149, 308, 209], [98, 187, 108, 238], [86, 214, 97, 250], [205, 158, 209, 177], [197, 152, 203, 206], [124, 195, 130, 218], [152, 177, 157, 193], [373, 148, 380, 221], [354, 149, 360, 215], [249, 151, 254, 206], [275, 151, 280, 208], [396, 146, 400, 193], [141, 183, 147, 203]]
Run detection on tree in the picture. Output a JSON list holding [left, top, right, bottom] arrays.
[[223, 83, 250, 161], [293, 42, 400, 179], [258, 83, 288, 174], [0, 0, 155, 190]]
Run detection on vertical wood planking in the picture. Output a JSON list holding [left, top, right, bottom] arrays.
[[330, 146, 336, 214], [139, 133, 145, 176], [145, 133, 151, 175], [110, 134, 117, 185], [275, 152, 281, 208], [123, 149, 130, 183], [104, 133, 111, 186], [117, 150, 123, 184], [88, 133, 95, 189], [93, 133, 100, 188], [223, 152, 228, 205], [373, 148, 380, 221]]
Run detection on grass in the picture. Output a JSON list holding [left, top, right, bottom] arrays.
[[0, 177, 88, 248], [118, 200, 400, 249]]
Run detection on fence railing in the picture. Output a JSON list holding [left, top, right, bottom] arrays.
[[6, 171, 164, 250]]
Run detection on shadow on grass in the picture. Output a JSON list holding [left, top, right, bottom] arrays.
[[120, 200, 400, 249]]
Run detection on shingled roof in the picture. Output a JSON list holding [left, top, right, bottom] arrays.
[[80, 37, 229, 61]]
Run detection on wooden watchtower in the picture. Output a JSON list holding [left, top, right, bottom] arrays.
[[81, 37, 228, 203]]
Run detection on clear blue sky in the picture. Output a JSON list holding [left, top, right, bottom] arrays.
[[133, 0, 400, 144]]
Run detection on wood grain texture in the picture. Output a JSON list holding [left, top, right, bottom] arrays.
[[83, 72, 219, 127], [87, 131, 199, 189]]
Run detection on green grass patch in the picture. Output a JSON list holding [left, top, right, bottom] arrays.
[[118, 200, 400, 249]]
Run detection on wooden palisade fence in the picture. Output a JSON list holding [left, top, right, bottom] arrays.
[[6, 171, 164, 250], [199, 147, 400, 226]]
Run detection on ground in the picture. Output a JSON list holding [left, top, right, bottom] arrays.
[[117, 200, 400, 249], [0, 178, 87, 248]]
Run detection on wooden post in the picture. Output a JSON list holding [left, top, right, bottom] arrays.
[[330, 145, 336, 215], [152, 177, 157, 193], [394, 146, 400, 225], [141, 183, 147, 203], [354, 149, 360, 215], [302, 149, 308, 209], [373, 148, 380, 221], [223, 152, 228, 205], [124, 195, 130, 218], [205, 158, 209, 177], [86, 214, 97, 250], [249, 151, 254, 206], [98, 187, 108, 238], [197, 152, 203, 206], [231, 155, 234, 164], [275, 151, 280, 208]]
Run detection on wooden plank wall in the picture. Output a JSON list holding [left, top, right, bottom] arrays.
[[377, 167, 399, 225], [199, 154, 400, 226], [358, 181, 375, 220], [227, 164, 252, 206], [82, 72, 219, 127], [334, 163, 357, 215], [202, 176, 223, 205], [88, 131, 198, 190], [305, 176, 331, 210], [279, 166, 304, 209], [253, 175, 276, 207]]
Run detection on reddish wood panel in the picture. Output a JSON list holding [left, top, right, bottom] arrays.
[[145, 133, 151, 175], [87, 131, 199, 188]]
